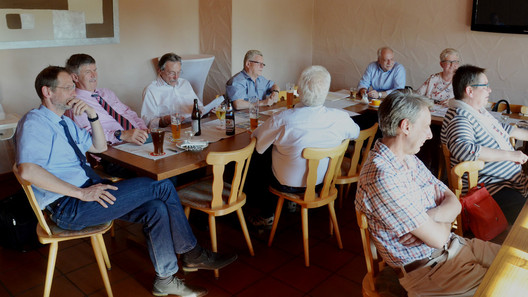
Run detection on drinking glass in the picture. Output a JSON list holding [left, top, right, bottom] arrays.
[[350, 87, 358, 99], [249, 97, 259, 131], [214, 103, 226, 129], [286, 82, 295, 109], [170, 113, 181, 141], [150, 128, 166, 156]]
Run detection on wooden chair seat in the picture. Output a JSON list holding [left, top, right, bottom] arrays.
[[267, 140, 350, 267], [13, 164, 114, 297], [179, 181, 247, 215]]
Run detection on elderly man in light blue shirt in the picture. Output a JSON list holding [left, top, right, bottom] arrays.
[[358, 47, 406, 99], [226, 49, 280, 110]]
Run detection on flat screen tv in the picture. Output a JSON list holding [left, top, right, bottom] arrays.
[[471, 0, 528, 35]]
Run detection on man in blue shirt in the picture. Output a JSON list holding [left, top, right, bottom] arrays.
[[16, 66, 236, 297], [226, 49, 280, 110], [358, 47, 406, 99]]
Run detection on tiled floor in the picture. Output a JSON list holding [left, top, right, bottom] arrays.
[[0, 196, 367, 297]]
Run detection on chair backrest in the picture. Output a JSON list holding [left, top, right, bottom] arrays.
[[451, 160, 485, 199], [356, 209, 383, 292], [343, 123, 378, 179], [12, 164, 53, 236], [206, 138, 256, 209], [302, 139, 350, 202], [441, 143, 453, 189]]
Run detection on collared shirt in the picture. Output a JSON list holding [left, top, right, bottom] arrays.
[[141, 76, 202, 127], [226, 70, 275, 102], [441, 106, 526, 196], [16, 105, 92, 209], [417, 72, 454, 102], [355, 140, 448, 267], [358, 61, 406, 94], [252, 105, 359, 187], [65, 88, 147, 144]]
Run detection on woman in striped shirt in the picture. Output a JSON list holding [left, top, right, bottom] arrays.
[[441, 65, 528, 224]]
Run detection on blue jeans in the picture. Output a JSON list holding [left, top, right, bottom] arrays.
[[48, 177, 197, 277]]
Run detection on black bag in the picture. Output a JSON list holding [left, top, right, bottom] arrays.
[[0, 191, 42, 251]]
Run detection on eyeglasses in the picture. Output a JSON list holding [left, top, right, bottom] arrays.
[[163, 70, 183, 76], [441, 60, 460, 64], [470, 83, 490, 88], [55, 85, 76, 91], [249, 60, 266, 67]]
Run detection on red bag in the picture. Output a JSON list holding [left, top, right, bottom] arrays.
[[461, 183, 508, 241]]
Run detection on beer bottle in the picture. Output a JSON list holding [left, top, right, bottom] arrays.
[[225, 98, 235, 136], [191, 99, 201, 136]]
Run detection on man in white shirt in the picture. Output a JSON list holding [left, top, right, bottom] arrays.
[[249, 65, 360, 226], [141, 53, 203, 128]]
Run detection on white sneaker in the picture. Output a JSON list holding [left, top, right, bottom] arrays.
[[248, 215, 274, 229], [286, 201, 299, 213], [152, 276, 208, 297]]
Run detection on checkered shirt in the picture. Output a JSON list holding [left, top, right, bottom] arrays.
[[355, 140, 449, 267]]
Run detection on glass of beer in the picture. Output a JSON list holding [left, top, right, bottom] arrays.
[[286, 82, 295, 109], [249, 97, 259, 131], [214, 104, 226, 129], [150, 128, 166, 156], [170, 113, 181, 141]]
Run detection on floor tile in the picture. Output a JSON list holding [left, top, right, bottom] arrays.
[[236, 276, 303, 297], [271, 257, 331, 293], [308, 274, 362, 297]]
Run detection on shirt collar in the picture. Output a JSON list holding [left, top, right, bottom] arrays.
[[156, 75, 181, 87], [76, 88, 98, 97], [38, 105, 64, 124]]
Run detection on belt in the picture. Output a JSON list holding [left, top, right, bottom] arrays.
[[401, 258, 430, 274]]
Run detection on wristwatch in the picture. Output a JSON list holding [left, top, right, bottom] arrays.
[[271, 89, 279, 93], [114, 130, 122, 141]]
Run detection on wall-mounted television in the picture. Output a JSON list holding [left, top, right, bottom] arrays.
[[471, 0, 528, 35]]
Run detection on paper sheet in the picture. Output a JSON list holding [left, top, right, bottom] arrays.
[[202, 95, 225, 116]]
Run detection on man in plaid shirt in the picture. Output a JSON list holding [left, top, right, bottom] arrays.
[[355, 90, 500, 296]]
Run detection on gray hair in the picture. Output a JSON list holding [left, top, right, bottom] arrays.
[[243, 50, 263, 65], [377, 47, 393, 59], [378, 90, 432, 137], [158, 53, 182, 71], [440, 48, 460, 62], [298, 65, 331, 107]]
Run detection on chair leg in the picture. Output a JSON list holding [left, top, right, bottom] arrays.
[[208, 215, 220, 279], [184, 206, 191, 219], [268, 197, 285, 247], [328, 201, 343, 249], [91, 235, 114, 297], [236, 208, 254, 256], [301, 207, 310, 267], [97, 233, 112, 270], [44, 242, 59, 297], [338, 184, 344, 209], [110, 224, 115, 238], [344, 184, 351, 202]]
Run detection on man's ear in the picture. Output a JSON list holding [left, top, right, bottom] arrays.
[[465, 85, 473, 97], [400, 118, 411, 135], [71, 73, 79, 83], [41, 85, 52, 98]]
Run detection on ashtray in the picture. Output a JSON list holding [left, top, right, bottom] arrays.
[[176, 141, 208, 151]]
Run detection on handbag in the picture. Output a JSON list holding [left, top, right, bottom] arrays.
[[460, 183, 508, 241]]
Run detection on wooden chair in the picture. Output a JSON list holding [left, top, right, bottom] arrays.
[[335, 123, 378, 208], [441, 143, 454, 189], [267, 139, 350, 267], [178, 138, 256, 278], [12, 164, 114, 297], [356, 210, 384, 297]]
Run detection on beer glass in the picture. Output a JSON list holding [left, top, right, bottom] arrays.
[[150, 128, 166, 156], [249, 97, 259, 131], [286, 82, 295, 109]]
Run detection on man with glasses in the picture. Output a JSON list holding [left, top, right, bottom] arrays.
[[65, 53, 148, 145], [226, 49, 280, 110], [358, 47, 406, 100], [141, 53, 203, 128], [441, 64, 528, 224], [17, 66, 236, 297]]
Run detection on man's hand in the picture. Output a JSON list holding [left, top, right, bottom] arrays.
[[367, 90, 381, 99], [121, 129, 149, 145], [260, 96, 276, 107], [398, 233, 423, 247], [79, 183, 118, 208], [68, 98, 97, 118]]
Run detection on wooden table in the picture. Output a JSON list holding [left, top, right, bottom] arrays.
[[475, 200, 528, 296]]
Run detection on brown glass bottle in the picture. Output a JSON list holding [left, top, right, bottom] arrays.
[[225, 98, 235, 136], [191, 99, 201, 136]]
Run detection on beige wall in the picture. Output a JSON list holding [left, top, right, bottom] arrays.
[[313, 0, 528, 105], [0, 0, 199, 116], [232, 0, 314, 91]]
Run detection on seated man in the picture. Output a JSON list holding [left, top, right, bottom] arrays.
[[65, 53, 148, 145], [358, 47, 406, 99], [17, 66, 236, 297], [141, 53, 203, 128], [226, 49, 279, 110], [355, 90, 500, 296], [249, 65, 360, 226]]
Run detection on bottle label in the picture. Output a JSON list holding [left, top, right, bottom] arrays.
[[226, 119, 235, 132], [192, 120, 199, 133]]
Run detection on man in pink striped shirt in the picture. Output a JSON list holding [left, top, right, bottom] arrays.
[[65, 54, 148, 145]]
